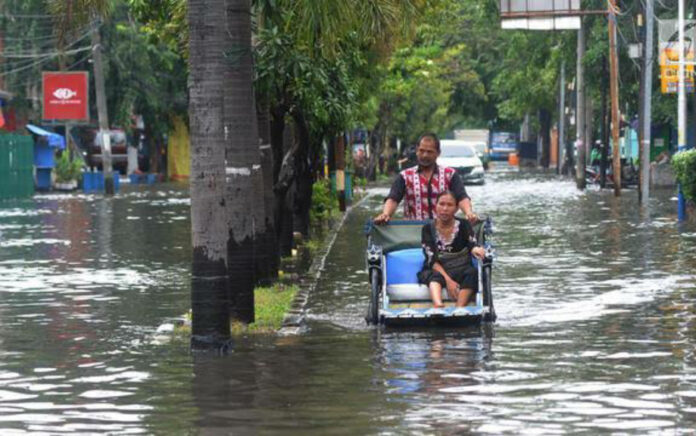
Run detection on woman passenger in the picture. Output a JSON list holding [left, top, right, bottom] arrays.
[[417, 191, 486, 308]]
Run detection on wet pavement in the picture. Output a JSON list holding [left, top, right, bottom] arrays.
[[0, 169, 695, 434]]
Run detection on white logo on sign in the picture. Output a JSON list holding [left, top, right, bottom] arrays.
[[53, 88, 77, 100]]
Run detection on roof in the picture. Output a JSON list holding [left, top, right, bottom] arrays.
[[25, 124, 66, 149]]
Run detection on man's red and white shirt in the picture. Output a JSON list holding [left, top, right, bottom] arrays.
[[400, 165, 457, 220]]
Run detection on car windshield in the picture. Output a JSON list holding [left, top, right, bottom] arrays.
[[441, 145, 475, 158]]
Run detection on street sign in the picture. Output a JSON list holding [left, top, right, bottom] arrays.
[[42, 71, 90, 121], [658, 19, 696, 93]]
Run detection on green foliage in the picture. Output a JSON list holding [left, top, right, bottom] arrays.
[[47, 0, 113, 49], [54, 151, 84, 183], [355, 176, 368, 190], [672, 149, 696, 202], [102, 3, 188, 138], [127, 0, 188, 54], [172, 284, 299, 338], [230, 284, 299, 335], [310, 179, 338, 227]]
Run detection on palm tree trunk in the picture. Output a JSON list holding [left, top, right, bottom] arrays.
[[188, 0, 231, 349], [223, 0, 259, 323]]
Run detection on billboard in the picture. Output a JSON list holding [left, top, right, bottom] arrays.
[[658, 20, 696, 94], [500, 0, 581, 30], [42, 71, 89, 121]]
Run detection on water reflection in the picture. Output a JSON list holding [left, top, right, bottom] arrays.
[[377, 328, 492, 397]]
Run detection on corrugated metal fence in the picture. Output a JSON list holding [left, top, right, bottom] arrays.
[[0, 134, 34, 200]]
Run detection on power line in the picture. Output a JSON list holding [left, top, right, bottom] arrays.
[[0, 46, 92, 77], [4, 52, 94, 93], [0, 13, 69, 19], [0, 26, 93, 58]]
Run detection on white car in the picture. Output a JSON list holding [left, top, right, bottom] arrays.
[[438, 140, 485, 185]]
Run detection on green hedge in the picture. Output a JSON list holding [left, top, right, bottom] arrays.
[[672, 149, 696, 202]]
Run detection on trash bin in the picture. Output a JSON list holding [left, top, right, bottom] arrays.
[[36, 167, 52, 190], [83, 171, 119, 193]]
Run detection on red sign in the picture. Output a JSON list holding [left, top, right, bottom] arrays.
[[42, 72, 89, 121]]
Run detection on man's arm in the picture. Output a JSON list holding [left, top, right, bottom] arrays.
[[450, 173, 476, 222], [458, 197, 475, 221], [374, 174, 405, 224], [375, 199, 398, 224]]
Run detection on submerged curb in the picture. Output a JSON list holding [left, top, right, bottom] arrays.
[[278, 193, 371, 335]]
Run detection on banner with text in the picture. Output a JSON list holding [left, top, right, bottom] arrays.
[[659, 20, 696, 94]]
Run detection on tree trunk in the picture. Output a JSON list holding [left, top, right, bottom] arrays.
[[367, 125, 382, 181], [187, 0, 231, 350], [275, 148, 295, 257], [290, 109, 312, 238], [270, 105, 295, 257], [223, 0, 258, 324], [256, 98, 279, 285]]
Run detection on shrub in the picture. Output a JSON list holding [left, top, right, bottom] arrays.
[[672, 149, 696, 202], [310, 178, 338, 227], [54, 151, 84, 183], [355, 176, 367, 189]]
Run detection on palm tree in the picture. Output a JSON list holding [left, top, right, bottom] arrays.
[[223, 0, 260, 323], [188, 0, 231, 348]]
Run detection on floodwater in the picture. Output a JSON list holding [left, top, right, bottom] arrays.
[[0, 169, 695, 434]]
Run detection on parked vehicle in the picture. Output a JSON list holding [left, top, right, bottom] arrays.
[[453, 129, 490, 168], [72, 127, 128, 174], [489, 132, 519, 161], [365, 218, 495, 327], [438, 140, 485, 185]]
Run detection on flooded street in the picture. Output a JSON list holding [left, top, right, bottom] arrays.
[[1, 170, 696, 434]]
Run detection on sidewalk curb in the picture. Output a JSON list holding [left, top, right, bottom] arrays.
[[278, 193, 371, 335]]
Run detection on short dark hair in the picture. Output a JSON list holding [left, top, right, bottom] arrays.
[[417, 132, 440, 152], [436, 190, 456, 203]]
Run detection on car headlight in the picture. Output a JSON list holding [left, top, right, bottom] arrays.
[[471, 166, 484, 174]]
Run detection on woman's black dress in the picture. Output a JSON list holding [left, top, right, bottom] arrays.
[[417, 217, 479, 291]]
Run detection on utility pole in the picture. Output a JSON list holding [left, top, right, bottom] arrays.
[[576, 19, 586, 190], [609, 0, 622, 196], [640, 0, 654, 203], [677, 0, 687, 220], [600, 57, 609, 188], [91, 19, 114, 195], [559, 60, 566, 175]]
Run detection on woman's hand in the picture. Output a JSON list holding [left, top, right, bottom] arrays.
[[471, 246, 486, 259]]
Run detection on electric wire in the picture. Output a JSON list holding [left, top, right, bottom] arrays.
[[0, 46, 92, 77]]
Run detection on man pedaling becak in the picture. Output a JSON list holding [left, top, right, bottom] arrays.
[[374, 132, 476, 224]]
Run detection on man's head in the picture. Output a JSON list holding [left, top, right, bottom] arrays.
[[416, 133, 440, 168]]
